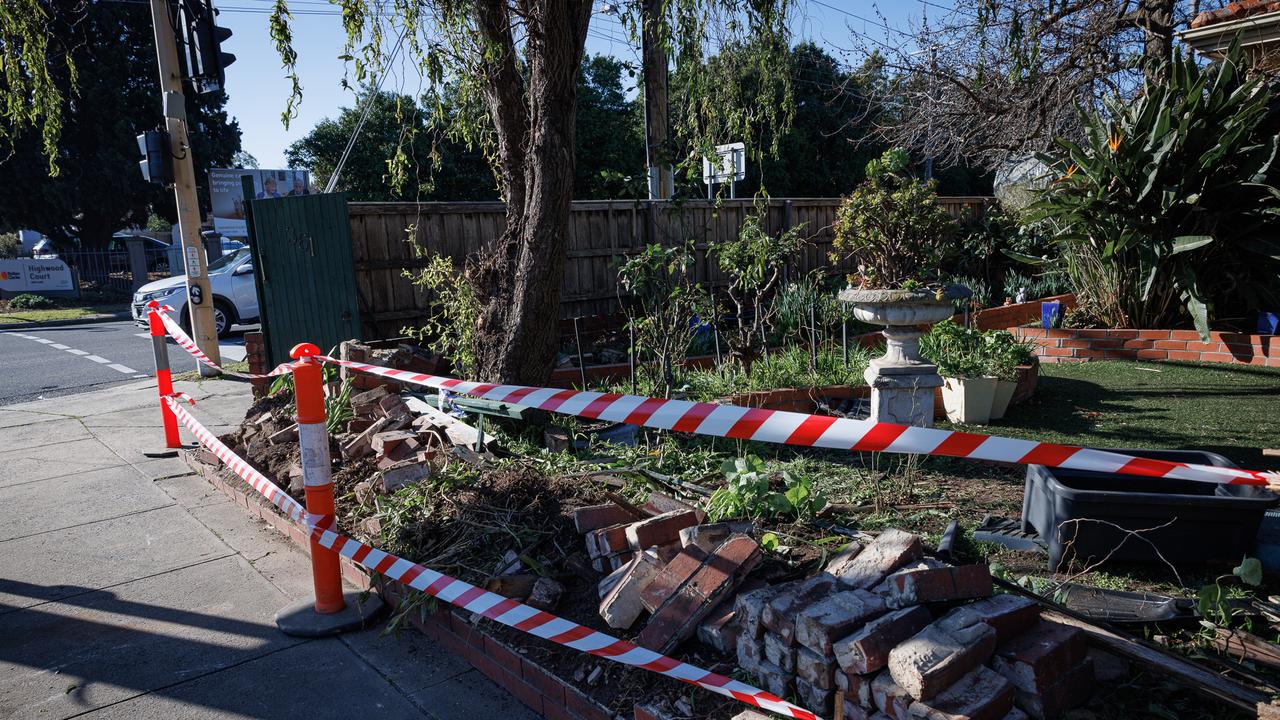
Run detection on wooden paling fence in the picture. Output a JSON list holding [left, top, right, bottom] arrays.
[[349, 197, 993, 339]]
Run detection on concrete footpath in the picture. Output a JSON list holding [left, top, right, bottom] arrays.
[[0, 376, 538, 719]]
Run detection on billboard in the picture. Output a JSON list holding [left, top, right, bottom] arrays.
[[208, 168, 311, 237]]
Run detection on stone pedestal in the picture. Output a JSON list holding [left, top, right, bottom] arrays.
[[839, 287, 968, 428]]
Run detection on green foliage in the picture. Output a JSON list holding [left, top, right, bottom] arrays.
[[832, 149, 957, 288], [1001, 271, 1069, 304], [678, 345, 872, 401], [618, 242, 710, 396], [920, 320, 1033, 380], [403, 252, 478, 375], [0, 232, 20, 258], [1197, 556, 1262, 628], [715, 207, 807, 364], [1031, 44, 1280, 337], [0, 0, 67, 174], [0, 1, 240, 250], [770, 275, 849, 342], [573, 55, 646, 198], [325, 376, 355, 435], [7, 293, 54, 309], [706, 455, 826, 522]]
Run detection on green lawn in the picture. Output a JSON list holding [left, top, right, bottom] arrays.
[[0, 304, 128, 325], [952, 360, 1280, 472]]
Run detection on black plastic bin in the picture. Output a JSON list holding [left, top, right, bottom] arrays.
[[1021, 448, 1278, 571]]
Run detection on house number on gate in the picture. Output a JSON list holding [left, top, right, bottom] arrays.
[[284, 227, 316, 257]]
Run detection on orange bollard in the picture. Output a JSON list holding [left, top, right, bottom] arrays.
[[147, 300, 180, 448], [290, 342, 346, 615]]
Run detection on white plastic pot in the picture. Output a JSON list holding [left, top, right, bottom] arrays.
[[941, 376, 997, 424], [988, 379, 1018, 420]]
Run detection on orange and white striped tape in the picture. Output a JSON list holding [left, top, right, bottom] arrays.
[[320, 356, 1278, 488], [163, 395, 820, 720], [151, 306, 292, 380]]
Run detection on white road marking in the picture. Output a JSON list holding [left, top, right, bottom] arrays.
[[33, 338, 53, 344], [85, 355, 111, 364], [107, 363, 138, 374], [50, 343, 69, 350], [134, 332, 150, 338], [20, 330, 155, 382], [65, 349, 89, 356]]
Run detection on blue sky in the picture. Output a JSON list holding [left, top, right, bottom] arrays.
[[217, 1, 938, 168]]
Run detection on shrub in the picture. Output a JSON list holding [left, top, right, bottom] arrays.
[[920, 320, 1033, 380], [832, 148, 957, 288], [617, 242, 710, 397], [1031, 43, 1280, 336], [715, 208, 807, 366], [402, 252, 478, 375], [8, 293, 54, 309], [0, 232, 20, 258]]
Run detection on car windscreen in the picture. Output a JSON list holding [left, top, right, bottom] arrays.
[[208, 247, 249, 274]]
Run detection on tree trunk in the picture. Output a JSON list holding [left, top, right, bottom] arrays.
[[467, 0, 592, 385], [1136, 0, 1175, 79]]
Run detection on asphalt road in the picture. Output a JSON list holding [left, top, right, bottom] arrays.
[[0, 319, 251, 406]]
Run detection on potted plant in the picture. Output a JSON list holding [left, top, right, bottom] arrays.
[[920, 321, 996, 424], [832, 149, 965, 427], [984, 330, 1034, 420]]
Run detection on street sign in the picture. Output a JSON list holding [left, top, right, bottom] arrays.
[[702, 142, 746, 185], [0, 258, 75, 296]]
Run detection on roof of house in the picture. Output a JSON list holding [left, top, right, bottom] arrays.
[[1191, 0, 1280, 29]]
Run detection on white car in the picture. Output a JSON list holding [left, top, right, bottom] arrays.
[[132, 248, 259, 338]]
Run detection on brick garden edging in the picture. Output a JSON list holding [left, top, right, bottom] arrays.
[[1010, 327, 1279, 366], [181, 451, 619, 720]]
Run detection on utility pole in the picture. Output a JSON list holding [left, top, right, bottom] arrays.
[[641, 0, 673, 200], [147, 0, 221, 375]]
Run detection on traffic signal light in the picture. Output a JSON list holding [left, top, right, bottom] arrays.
[[137, 130, 174, 185], [175, 0, 236, 93]]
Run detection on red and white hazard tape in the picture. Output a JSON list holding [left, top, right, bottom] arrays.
[[321, 356, 1278, 488], [152, 306, 292, 380], [165, 396, 819, 720]]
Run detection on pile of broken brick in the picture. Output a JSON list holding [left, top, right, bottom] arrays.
[[580, 503, 1094, 720], [340, 384, 439, 497]]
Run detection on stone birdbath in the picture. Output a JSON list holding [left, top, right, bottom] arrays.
[[838, 286, 969, 427]]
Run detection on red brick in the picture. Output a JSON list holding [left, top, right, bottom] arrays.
[[763, 575, 839, 644], [907, 666, 1014, 720], [734, 582, 790, 639], [1013, 657, 1094, 720], [585, 523, 631, 558], [572, 503, 638, 533], [992, 620, 1086, 694], [872, 671, 914, 720], [1136, 330, 1170, 340], [1200, 352, 1234, 363], [625, 509, 699, 551], [836, 669, 876, 708], [636, 535, 762, 653], [1166, 350, 1201, 361], [1152, 340, 1187, 350], [1016, 328, 1046, 338], [697, 599, 741, 653], [1184, 341, 1219, 352], [836, 606, 933, 674], [1269, 357, 1280, 367], [600, 550, 664, 629], [500, 669, 545, 715], [889, 613, 998, 700], [1088, 338, 1125, 349], [1041, 347, 1073, 357], [828, 529, 923, 590], [1134, 349, 1167, 360], [883, 565, 992, 608], [542, 703, 577, 720], [566, 686, 611, 720], [764, 631, 798, 672], [484, 634, 523, 676], [1168, 330, 1201, 341], [797, 646, 837, 690], [1102, 350, 1138, 360], [797, 676, 835, 717], [1071, 349, 1108, 359], [796, 589, 887, 655], [952, 595, 1040, 644], [522, 658, 567, 708], [1120, 339, 1154, 349], [1059, 339, 1092, 350], [639, 544, 707, 612]]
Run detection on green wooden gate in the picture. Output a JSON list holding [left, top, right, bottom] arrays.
[[242, 186, 362, 367]]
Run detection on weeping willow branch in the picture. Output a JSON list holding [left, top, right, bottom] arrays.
[[0, 0, 75, 175]]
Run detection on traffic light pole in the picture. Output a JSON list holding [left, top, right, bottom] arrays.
[[148, 0, 221, 376]]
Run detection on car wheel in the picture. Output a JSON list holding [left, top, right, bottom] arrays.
[[178, 302, 235, 339], [213, 300, 235, 339]]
